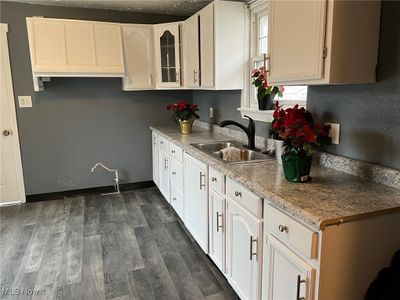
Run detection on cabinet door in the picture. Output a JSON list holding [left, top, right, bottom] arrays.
[[27, 18, 67, 69], [64, 22, 96, 67], [183, 14, 200, 88], [209, 190, 225, 272], [200, 4, 214, 88], [152, 131, 159, 187], [263, 234, 315, 300], [226, 199, 262, 300], [122, 25, 155, 90], [268, 0, 327, 83], [159, 148, 170, 201], [154, 23, 181, 88], [184, 154, 208, 253], [94, 24, 124, 69]]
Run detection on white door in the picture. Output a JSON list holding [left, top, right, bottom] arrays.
[[0, 24, 25, 205], [199, 3, 214, 88], [158, 148, 170, 201], [263, 234, 316, 300], [209, 189, 225, 272], [122, 25, 155, 90], [184, 153, 208, 253], [268, 0, 327, 83], [153, 23, 181, 88], [183, 14, 200, 88], [226, 199, 262, 300], [152, 131, 159, 187]]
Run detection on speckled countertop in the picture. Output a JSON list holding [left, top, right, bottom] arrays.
[[150, 125, 400, 231]]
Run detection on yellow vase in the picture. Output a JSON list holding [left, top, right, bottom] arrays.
[[179, 118, 195, 135]]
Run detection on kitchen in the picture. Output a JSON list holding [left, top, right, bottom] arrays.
[[0, 0, 399, 299]]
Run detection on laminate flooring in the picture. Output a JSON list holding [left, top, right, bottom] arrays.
[[0, 187, 239, 300]]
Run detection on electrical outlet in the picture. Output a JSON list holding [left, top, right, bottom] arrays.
[[209, 107, 214, 118], [325, 123, 340, 145], [18, 96, 32, 108]]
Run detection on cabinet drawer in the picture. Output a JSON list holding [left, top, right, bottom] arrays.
[[170, 158, 183, 191], [226, 178, 262, 218], [159, 135, 169, 152], [209, 167, 225, 195], [265, 204, 319, 260], [169, 142, 183, 163], [170, 184, 184, 219]]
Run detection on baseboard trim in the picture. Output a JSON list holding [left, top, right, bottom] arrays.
[[26, 181, 155, 202]]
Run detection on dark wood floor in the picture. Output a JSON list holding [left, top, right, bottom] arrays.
[[0, 187, 239, 300]]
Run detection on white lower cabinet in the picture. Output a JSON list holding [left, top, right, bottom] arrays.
[[158, 148, 170, 201], [226, 199, 262, 300], [263, 234, 315, 300], [184, 153, 208, 253], [209, 189, 225, 271]]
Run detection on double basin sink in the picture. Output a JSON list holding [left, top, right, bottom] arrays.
[[191, 141, 270, 163]]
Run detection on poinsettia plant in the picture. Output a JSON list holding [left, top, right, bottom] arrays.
[[271, 101, 332, 157], [166, 100, 199, 124], [251, 66, 284, 99]]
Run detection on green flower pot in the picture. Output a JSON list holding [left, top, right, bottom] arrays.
[[281, 154, 312, 183]]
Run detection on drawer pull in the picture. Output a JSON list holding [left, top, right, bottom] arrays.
[[164, 158, 168, 170], [172, 171, 176, 175], [172, 197, 177, 201], [211, 177, 217, 182], [216, 212, 223, 232], [234, 191, 242, 197], [296, 275, 306, 300], [160, 141, 164, 144], [278, 225, 288, 233], [249, 236, 257, 260], [172, 150, 176, 154]]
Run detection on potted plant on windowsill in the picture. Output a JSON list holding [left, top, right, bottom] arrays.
[[251, 66, 284, 110], [167, 100, 199, 135], [272, 103, 332, 182]]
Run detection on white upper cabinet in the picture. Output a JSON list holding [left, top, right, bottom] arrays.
[[182, 1, 245, 90], [268, 0, 381, 85], [153, 22, 182, 88], [26, 17, 124, 80], [122, 25, 155, 90]]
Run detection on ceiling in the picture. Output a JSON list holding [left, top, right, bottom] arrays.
[[5, 0, 247, 16]]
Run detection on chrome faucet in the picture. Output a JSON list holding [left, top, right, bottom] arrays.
[[219, 115, 256, 150]]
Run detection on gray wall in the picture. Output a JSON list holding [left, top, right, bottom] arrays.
[[193, 90, 272, 138], [307, 0, 400, 169], [1, 1, 191, 195], [194, 0, 400, 170]]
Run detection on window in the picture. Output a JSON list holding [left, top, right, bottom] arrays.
[[241, 0, 307, 119]]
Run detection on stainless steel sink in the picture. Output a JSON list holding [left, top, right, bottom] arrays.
[[191, 141, 270, 163]]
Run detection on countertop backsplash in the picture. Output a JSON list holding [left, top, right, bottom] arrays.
[[195, 120, 400, 189]]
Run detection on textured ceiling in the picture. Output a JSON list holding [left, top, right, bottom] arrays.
[[4, 0, 230, 16]]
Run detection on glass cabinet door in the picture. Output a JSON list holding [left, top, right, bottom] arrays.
[[160, 30, 177, 83]]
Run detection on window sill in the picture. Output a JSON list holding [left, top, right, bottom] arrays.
[[238, 107, 274, 123]]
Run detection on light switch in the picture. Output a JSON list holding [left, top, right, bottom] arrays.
[[325, 123, 340, 145], [18, 96, 32, 108]]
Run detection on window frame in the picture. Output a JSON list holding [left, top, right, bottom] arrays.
[[240, 0, 306, 122]]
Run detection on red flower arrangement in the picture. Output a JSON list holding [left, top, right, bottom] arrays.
[[251, 66, 284, 99], [272, 101, 332, 157], [166, 100, 199, 124]]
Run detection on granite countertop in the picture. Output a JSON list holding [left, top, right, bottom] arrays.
[[150, 125, 400, 231]]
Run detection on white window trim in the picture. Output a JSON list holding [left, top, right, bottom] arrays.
[[240, 0, 306, 123]]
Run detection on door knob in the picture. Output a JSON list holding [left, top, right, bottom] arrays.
[[2, 130, 11, 136]]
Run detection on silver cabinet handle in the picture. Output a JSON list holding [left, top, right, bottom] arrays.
[[172, 197, 177, 201], [296, 275, 306, 300], [211, 177, 217, 182], [172, 171, 176, 175], [172, 150, 176, 154], [153, 137, 157, 146], [199, 172, 206, 190], [249, 236, 257, 261], [278, 225, 288, 233], [235, 191, 242, 197], [164, 158, 168, 170], [193, 70, 198, 83], [216, 212, 223, 232]]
